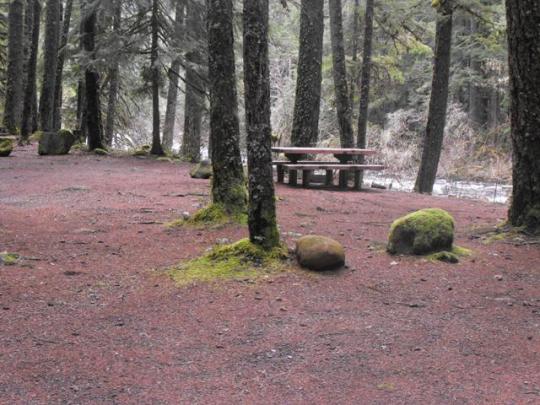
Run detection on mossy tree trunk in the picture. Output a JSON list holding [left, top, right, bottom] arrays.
[[329, 0, 354, 149], [39, 0, 61, 132], [20, 0, 40, 143], [104, 0, 122, 147], [3, 0, 25, 134], [243, 0, 279, 248], [506, 0, 540, 233], [150, 0, 164, 156], [162, 0, 185, 153], [182, 0, 205, 163], [52, 0, 73, 131], [82, 1, 104, 151], [290, 0, 324, 147], [207, 0, 247, 214], [414, 1, 453, 194]]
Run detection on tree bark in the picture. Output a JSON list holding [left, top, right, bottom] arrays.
[[162, 0, 185, 152], [39, 0, 61, 132], [82, 1, 104, 150], [207, 0, 247, 214], [20, 0, 40, 142], [357, 0, 374, 151], [349, 0, 361, 118], [414, 1, 453, 194], [104, 0, 122, 146], [52, 0, 74, 131], [505, 0, 540, 233], [149, 0, 164, 155], [243, 0, 279, 248], [3, 0, 25, 134], [290, 0, 324, 148], [182, 0, 205, 163], [329, 0, 354, 148]]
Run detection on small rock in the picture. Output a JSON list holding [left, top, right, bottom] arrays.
[[182, 211, 191, 220], [494, 275, 504, 281]]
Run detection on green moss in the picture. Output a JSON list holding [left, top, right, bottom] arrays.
[[169, 238, 289, 286], [93, 148, 109, 155], [157, 156, 173, 162], [0, 139, 13, 157], [1, 252, 19, 266], [57, 129, 73, 138], [426, 246, 472, 264], [387, 208, 455, 255], [167, 204, 248, 229], [71, 143, 87, 152], [29, 131, 43, 142], [132, 149, 148, 157]]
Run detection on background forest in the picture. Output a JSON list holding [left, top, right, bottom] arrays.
[[0, 0, 510, 182]]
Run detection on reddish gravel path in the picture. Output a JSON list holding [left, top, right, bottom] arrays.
[[1, 145, 539, 404]]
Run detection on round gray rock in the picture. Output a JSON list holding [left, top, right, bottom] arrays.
[[296, 235, 345, 271]]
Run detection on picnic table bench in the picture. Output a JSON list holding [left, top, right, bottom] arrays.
[[272, 146, 386, 190]]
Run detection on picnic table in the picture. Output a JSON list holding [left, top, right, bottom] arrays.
[[272, 146, 386, 190]]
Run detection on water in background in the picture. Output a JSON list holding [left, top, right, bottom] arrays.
[[365, 174, 511, 204]]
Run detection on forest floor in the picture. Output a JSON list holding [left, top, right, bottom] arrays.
[[1, 144, 539, 404]]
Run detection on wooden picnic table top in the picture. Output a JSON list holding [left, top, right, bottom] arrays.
[[272, 146, 377, 156]]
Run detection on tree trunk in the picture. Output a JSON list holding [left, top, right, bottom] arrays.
[[52, 0, 73, 131], [82, 1, 104, 150], [104, 0, 122, 146], [76, 0, 86, 139], [349, 0, 360, 119], [243, 0, 279, 248], [329, 0, 354, 148], [162, 0, 185, 152], [3, 0, 25, 134], [505, 0, 540, 233], [20, 0, 40, 142], [207, 0, 247, 214], [355, 0, 375, 187], [414, 2, 453, 194], [39, 0, 61, 132], [149, 0, 164, 156], [182, 0, 205, 163], [290, 0, 324, 148]]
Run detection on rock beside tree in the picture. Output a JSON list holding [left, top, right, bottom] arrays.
[[387, 208, 454, 255], [0, 138, 14, 157], [190, 160, 212, 179], [38, 130, 76, 155], [296, 235, 345, 271]]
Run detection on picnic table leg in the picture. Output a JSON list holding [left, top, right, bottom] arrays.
[[325, 170, 333, 186], [354, 171, 362, 190], [289, 169, 298, 186], [277, 164, 284, 183], [339, 170, 348, 189], [302, 170, 312, 188]]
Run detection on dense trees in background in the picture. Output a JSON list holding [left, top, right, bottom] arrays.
[[1, 0, 538, 232]]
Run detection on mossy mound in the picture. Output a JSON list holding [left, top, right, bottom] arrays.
[[387, 208, 454, 255], [93, 148, 109, 155], [0, 252, 19, 266], [0, 138, 13, 157], [168, 204, 247, 229], [169, 238, 288, 286], [427, 246, 472, 264], [132, 149, 148, 157]]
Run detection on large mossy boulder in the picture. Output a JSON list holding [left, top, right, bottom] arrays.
[[387, 208, 455, 255], [190, 160, 212, 179], [296, 235, 345, 271], [0, 138, 14, 157], [38, 130, 76, 155]]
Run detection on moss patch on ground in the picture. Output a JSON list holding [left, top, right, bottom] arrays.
[[166, 204, 247, 229], [0, 252, 19, 266], [426, 246, 473, 264], [169, 239, 289, 286]]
